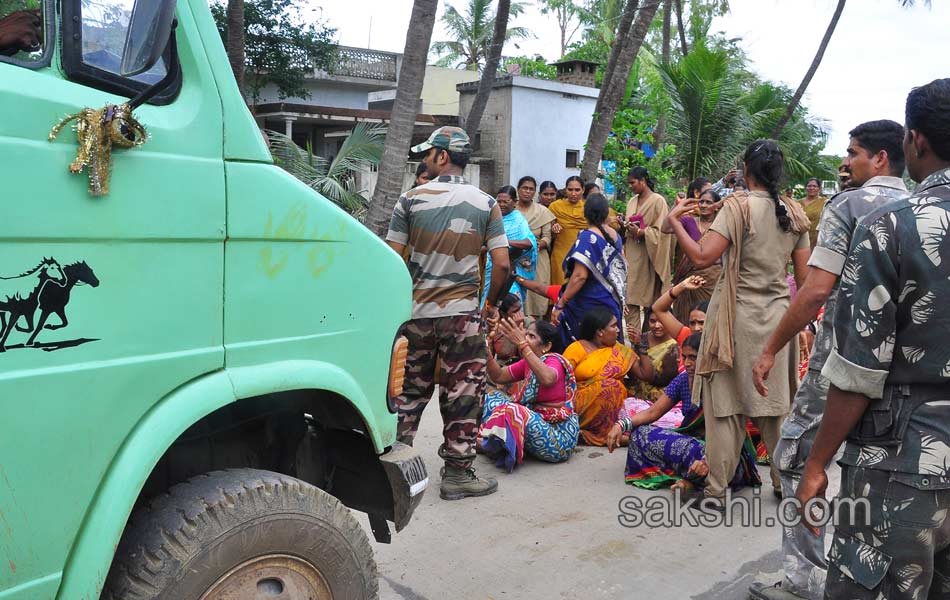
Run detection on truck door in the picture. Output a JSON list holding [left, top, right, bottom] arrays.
[[0, 1, 225, 596]]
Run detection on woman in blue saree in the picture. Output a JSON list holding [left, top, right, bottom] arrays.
[[550, 193, 626, 348], [483, 185, 537, 306]]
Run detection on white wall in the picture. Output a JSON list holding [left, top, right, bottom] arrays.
[[508, 81, 597, 187], [251, 81, 370, 109]]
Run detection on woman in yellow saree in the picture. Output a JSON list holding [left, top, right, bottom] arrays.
[[563, 308, 653, 446]]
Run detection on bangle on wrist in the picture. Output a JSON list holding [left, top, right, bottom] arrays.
[[669, 287, 679, 300]]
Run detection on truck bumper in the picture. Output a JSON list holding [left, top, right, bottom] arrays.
[[378, 441, 427, 532]]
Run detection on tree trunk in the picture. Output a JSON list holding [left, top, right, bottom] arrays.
[[580, 0, 660, 183], [673, 0, 688, 56], [653, 0, 671, 146], [771, 0, 846, 138], [594, 0, 640, 119], [559, 4, 568, 58], [465, 0, 511, 142], [365, 0, 439, 237], [226, 0, 245, 95]]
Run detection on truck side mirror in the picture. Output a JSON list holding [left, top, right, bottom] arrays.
[[120, 0, 177, 77]]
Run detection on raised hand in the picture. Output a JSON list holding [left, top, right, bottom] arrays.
[[682, 275, 706, 291], [496, 317, 527, 347]]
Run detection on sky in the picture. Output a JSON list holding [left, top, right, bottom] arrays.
[[315, 0, 950, 155]]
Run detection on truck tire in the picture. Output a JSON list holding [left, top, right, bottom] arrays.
[[101, 468, 378, 600]]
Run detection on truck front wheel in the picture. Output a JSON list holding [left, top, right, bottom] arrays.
[[102, 468, 378, 600]]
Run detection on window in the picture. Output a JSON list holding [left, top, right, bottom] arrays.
[[61, 0, 181, 105], [0, 0, 55, 69], [565, 149, 579, 169]]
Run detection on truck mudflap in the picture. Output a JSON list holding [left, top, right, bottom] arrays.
[[378, 441, 428, 532]]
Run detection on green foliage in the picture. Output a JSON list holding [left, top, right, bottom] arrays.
[[431, 0, 533, 70], [267, 123, 386, 217], [740, 82, 836, 183], [602, 106, 678, 204], [658, 44, 746, 182], [501, 55, 557, 79], [0, 0, 39, 12], [210, 0, 337, 105]]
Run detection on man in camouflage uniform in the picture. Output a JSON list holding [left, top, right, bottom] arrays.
[[796, 78, 950, 599], [749, 120, 910, 600], [386, 126, 510, 500]]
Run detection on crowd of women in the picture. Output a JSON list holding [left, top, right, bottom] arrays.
[[473, 138, 822, 506]]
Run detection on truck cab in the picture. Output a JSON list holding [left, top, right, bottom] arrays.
[[0, 0, 425, 598]]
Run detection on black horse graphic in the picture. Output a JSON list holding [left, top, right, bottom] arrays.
[[20, 261, 99, 347], [0, 258, 66, 352]]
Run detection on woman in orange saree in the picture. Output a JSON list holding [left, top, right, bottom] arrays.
[[562, 308, 653, 446]]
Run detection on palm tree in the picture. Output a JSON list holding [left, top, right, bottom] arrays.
[[658, 43, 746, 181], [431, 0, 532, 70], [742, 82, 834, 181], [772, 0, 928, 138], [580, 0, 661, 183], [464, 0, 512, 139], [366, 0, 438, 237], [226, 0, 245, 94], [267, 123, 387, 218]]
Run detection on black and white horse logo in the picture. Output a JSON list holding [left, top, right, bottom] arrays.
[[0, 258, 100, 352]]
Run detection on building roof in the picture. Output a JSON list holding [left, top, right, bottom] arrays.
[[456, 75, 600, 99]]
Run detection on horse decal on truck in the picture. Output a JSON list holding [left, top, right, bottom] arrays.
[[0, 258, 100, 352]]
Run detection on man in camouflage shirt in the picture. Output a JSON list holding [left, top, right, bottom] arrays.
[[796, 78, 950, 599], [749, 120, 910, 600], [386, 126, 510, 500]]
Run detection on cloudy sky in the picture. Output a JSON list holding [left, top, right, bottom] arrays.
[[316, 0, 949, 155]]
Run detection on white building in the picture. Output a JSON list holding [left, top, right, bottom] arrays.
[[457, 60, 599, 192]]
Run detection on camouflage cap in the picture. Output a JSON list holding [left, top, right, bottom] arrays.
[[410, 126, 472, 156]]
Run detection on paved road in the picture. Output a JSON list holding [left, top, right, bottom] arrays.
[[364, 399, 840, 600]]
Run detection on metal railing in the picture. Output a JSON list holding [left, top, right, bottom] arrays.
[[332, 46, 399, 82]]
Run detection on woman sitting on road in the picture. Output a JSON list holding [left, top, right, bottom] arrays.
[[486, 293, 529, 397], [481, 319, 579, 472], [563, 308, 653, 446], [607, 333, 761, 493], [625, 309, 680, 403]]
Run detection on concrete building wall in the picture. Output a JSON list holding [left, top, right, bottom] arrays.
[[251, 81, 370, 109], [509, 80, 597, 187], [421, 66, 480, 115], [458, 86, 513, 193]]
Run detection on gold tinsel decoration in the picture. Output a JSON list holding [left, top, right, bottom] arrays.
[[48, 103, 148, 197]]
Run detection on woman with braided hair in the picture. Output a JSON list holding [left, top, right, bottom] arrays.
[[665, 139, 811, 509]]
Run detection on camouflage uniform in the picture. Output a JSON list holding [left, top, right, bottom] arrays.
[[773, 177, 909, 599], [820, 168, 950, 599], [386, 127, 508, 470]]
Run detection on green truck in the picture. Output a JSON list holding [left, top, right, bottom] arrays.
[[0, 0, 427, 598]]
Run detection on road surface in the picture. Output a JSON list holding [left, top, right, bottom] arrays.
[[365, 397, 840, 600]]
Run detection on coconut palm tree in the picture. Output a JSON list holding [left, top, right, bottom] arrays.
[[772, 0, 929, 138], [226, 0, 245, 94], [464, 0, 513, 139], [658, 43, 746, 181], [267, 123, 387, 218], [431, 0, 532, 70], [579, 0, 660, 183], [742, 82, 834, 181], [366, 0, 438, 237]]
